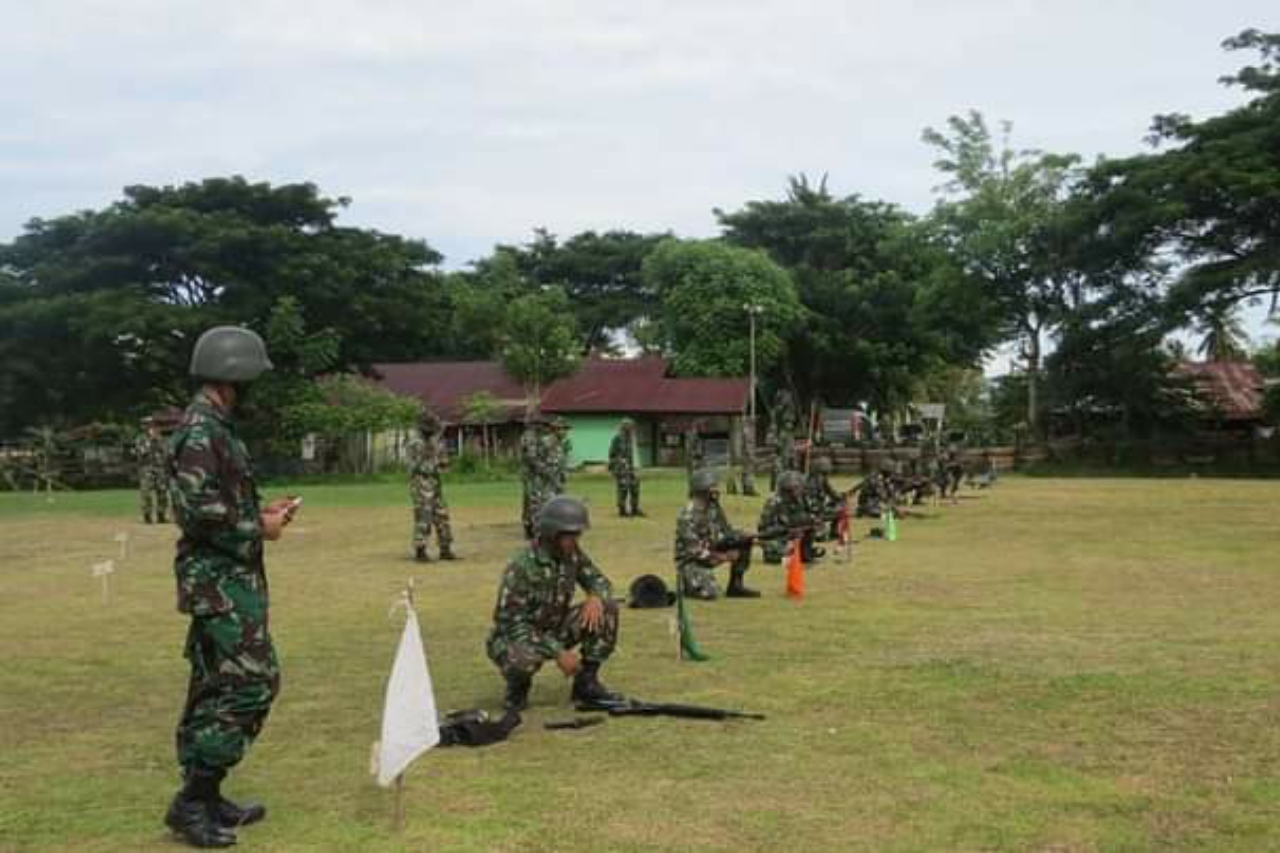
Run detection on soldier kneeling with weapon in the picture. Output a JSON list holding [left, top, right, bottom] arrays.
[[675, 469, 760, 599]]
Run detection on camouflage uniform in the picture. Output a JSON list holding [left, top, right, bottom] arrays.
[[674, 498, 751, 599], [407, 431, 453, 556], [608, 425, 641, 516], [168, 390, 280, 777], [486, 542, 618, 678], [739, 417, 758, 496], [543, 423, 569, 495], [944, 449, 965, 498], [684, 424, 705, 483], [136, 428, 171, 523], [773, 391, 797, 477], [757, 484, 816, 564], [804, 469, 843, 539], [521, 424, 555, 538]]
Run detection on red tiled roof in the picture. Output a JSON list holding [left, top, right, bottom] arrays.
[[370, 362, 528, 423], [371, 357, 749, 419], [539, 357, 749, 414], [1173, 361, 1265, 421]]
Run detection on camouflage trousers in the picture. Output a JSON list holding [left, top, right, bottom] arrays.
[[522, 480, 551, 539], [411, 484, 453, 551], [613, 472, 640, 515], [486, 599, 619, 678], [140, 468, 170, 522], [678, 549, 751, 600], [176, 585, 280, 774]]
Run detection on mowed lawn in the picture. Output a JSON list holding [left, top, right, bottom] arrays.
[[2, 472, 1279, 851]]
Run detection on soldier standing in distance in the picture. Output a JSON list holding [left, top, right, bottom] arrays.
[[164, 326, 297, 849], [520, 413, 553, 538], [684, 419, 705, 484], [608, 418, 643, 517], [675, 469, 759, 600], [407, 411, 457, 562], [544, 417, 570, 495], [135, 416, 171, 524], [773, 388, 797, 477], [487, 496, 624, 712]]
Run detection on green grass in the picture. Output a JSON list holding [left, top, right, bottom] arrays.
[[3, 472, 1280, 850]]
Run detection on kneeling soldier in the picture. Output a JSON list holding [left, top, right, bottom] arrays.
[[759, 470, 821, 564], [486, 496, 623, 712], [675, 469, 759, 600]]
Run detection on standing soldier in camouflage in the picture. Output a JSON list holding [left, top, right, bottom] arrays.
[[675, 469, 759, 600], [135, 416, 171, 524], [608, 418, 643, 518], [487, 496, 624, 712], [684, 419, 705, 485], [740, 415, 759, 496], [758, 470, 821, 564], [407, 412, 456, 562], [164, 326, 296, 849], [773, 389, 797, 478], [520, 414, 554, 539], [544, 417, 570, 495]]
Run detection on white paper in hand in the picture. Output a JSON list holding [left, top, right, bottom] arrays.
[[376, 609, 440, 787]]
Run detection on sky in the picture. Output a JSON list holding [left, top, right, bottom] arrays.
[[2, 1, 1276, 353]]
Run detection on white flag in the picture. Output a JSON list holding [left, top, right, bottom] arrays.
[[376, 609, 440, 787]]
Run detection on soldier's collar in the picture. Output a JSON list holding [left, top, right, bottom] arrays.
[[192, 389, 233, 425]]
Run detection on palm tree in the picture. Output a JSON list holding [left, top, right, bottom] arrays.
[[1194, 304, 1249, 362]]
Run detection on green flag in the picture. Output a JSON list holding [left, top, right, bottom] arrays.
[[677, 585, 710, 662]]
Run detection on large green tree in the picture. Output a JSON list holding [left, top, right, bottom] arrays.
[[1086, 30, 1280, 320], [482, 228, 668, 353], [641, 238, 804, 379], [498, 286, 583, 410], [0, 177, 450, 434], [923, 113, 1086, 433], [717, 176, 998, 414]]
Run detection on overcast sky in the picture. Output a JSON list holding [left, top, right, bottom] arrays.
[[2, 1, 1276, 348]]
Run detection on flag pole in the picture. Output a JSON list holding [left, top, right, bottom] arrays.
[[392, 577, 416, 832]]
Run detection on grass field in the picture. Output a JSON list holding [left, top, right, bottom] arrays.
[[2, 472, 1279, 851]]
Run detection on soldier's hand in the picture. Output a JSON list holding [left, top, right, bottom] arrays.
[[579, 596, 605, 632], [556, 649, 582, 677], [260, 510, 287, 541]]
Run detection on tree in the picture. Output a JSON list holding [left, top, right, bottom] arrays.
[[1086, 30, 1280, 320], [498, 287, 582, 410], [486, 229, 669, 353], [641, 238, 804, 378], [1193, 303, 1250, 362], [0, 177, 451, 434], [279, 374, 422, 472], [717, 176, 999, 414], [923, 112, 1086, 433]]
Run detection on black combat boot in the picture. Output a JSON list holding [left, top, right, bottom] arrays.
[[165, 768, 236, 848], [414, 546, 431, 563], [504, 673, 532, 712], [571, 660, 624, 709], [438, 546, 459, 561], [212, 796, 266, 829], [726, 568, 761, 599]]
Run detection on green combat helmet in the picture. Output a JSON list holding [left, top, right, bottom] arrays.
[[538, 496, 590, 539], [619, 417, 634, 432], [777, 470, 805, 494], [189, 326, 272, 383], [689, 468, 721, 497]]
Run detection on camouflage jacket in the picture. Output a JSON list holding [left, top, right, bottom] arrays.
[[407, 435, 444, 485], [674, 499, 741, 569], [541, 432, 567, 492], [608, 432, 635, 475], [168, 390, 264, 616], [134, 432, 168, 471], [804, 472, 842, 515], [684, 428, 705, 473], [757, 492, 814, 539], [489, 542, 613, 658]]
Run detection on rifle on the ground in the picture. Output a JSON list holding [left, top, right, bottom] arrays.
[[578, 697, 765, 721]]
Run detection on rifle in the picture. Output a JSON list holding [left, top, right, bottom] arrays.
[[754, 523, 815, 542], [578, 697, 765, 721], [710, 532, 756, 552]]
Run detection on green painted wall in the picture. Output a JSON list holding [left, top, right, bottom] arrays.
[[563, 415, 654, 467]]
